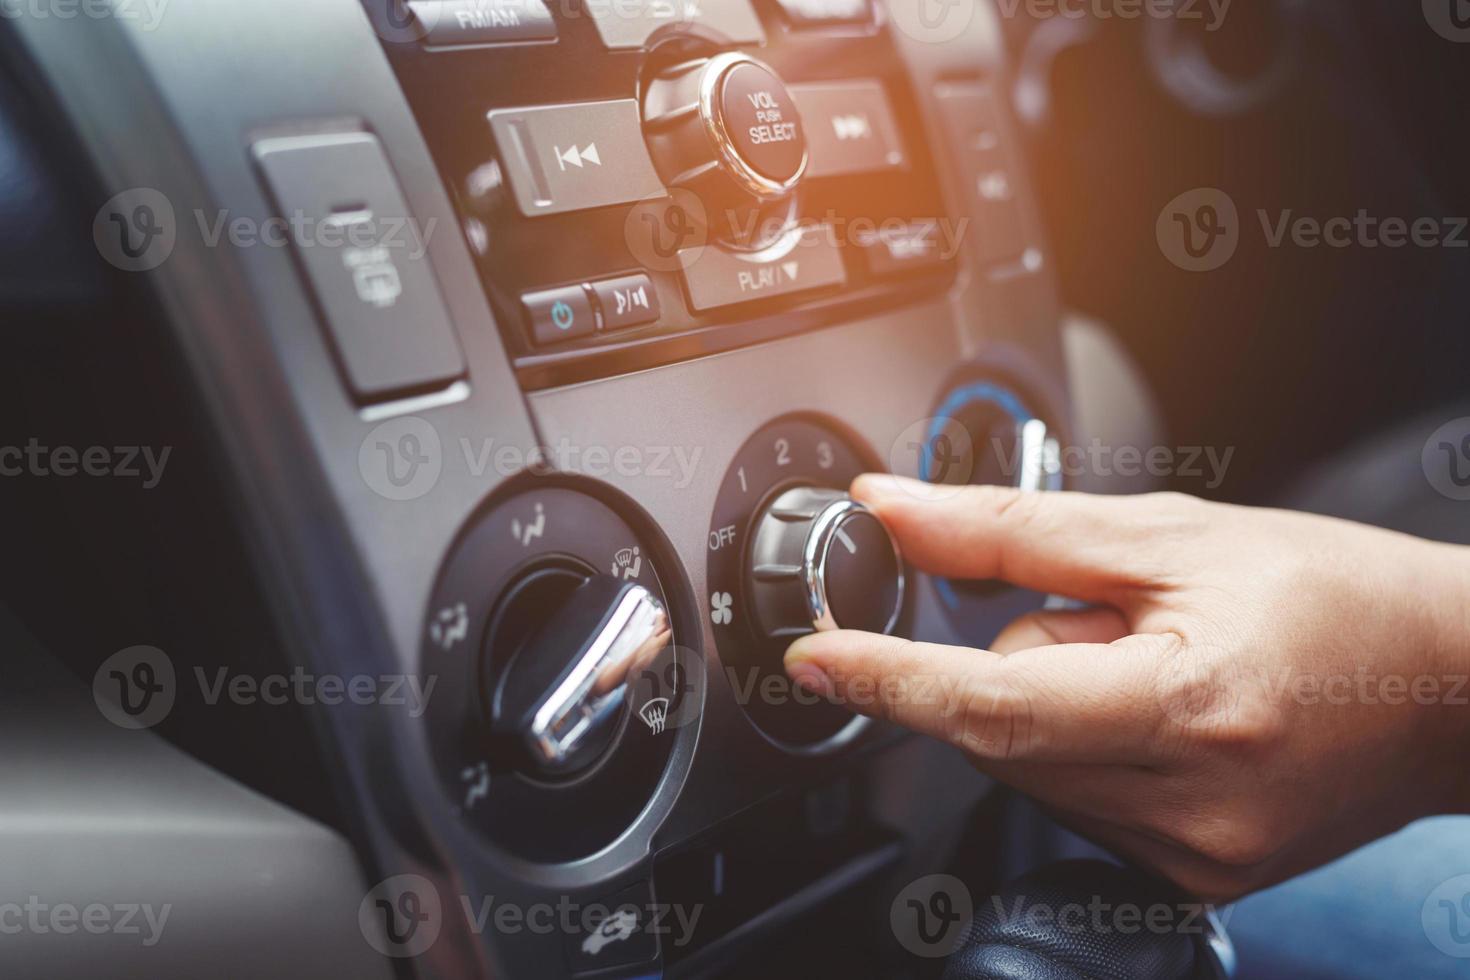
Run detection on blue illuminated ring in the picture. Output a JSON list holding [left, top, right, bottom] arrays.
[[920, 382, 1036, 483], [923, 382, 1040, 610]]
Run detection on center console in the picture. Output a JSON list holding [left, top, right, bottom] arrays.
[[3, 0, 1153, 975], [364, 5, 1070, 971], [381, 0, 961, 389]]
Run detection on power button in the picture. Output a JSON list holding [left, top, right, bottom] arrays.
[[523, 285, 595, 346]]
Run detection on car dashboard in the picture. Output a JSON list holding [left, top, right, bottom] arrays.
[[0, 1, 1169, 977]]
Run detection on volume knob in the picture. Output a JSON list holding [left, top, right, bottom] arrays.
[[642, 52, 808, 244], [746, 486, 904, 641]]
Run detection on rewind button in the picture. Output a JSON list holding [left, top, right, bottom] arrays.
[[555, 143, 602, 170], [489, 100, 665, 217]]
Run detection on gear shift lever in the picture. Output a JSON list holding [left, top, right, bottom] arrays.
[[942, 861, 1235, 980]]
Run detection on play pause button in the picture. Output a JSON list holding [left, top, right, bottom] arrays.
[[679, 225, 847, 311]]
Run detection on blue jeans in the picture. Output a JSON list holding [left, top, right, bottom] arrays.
[[1227, 816, 1470, 978]]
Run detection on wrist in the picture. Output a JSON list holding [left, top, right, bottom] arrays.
[[1419, 542, 1470, 813]]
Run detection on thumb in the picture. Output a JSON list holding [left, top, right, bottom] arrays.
[[785, 628, 1180, 764]]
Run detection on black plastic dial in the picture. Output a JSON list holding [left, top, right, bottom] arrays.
[[420, 481, 697, 862], [707, 417, 901, 749]]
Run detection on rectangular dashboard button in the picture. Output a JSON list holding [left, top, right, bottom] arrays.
[[524, 285, 596, 346], [563, 881, 659, 976], [408, 0, 557, 46], [489, 100, 667, 217], [254, 132, 465, 401], [776, 0, 871, 24], [790, 80, 907, 178], [934, 84, 1028, 264], [858, 221, 947, 274], [679, 225, 847, 311], [590, 274, 661, 330], [584, 0, 764, 49]]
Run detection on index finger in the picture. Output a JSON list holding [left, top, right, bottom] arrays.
[[853, 475, 1186, 606]]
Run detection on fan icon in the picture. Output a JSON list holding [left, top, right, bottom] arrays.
[[710, 591, 734, 625]]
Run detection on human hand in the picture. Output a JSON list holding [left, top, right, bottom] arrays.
[[783, 475, 1470, 899]]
